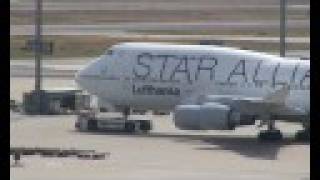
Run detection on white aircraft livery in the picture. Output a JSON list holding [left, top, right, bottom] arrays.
[[76, 42, 310, 139]]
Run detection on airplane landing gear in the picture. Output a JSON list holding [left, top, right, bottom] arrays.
[[258, 119, 283, 141], [295, 118, 309, 141], [123, 106, 130, 121], [295, 129, 309, 141]]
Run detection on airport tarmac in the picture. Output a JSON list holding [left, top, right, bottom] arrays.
[[11, 22, 309, 36], [10, 112, 309, 180], [10, 0, 309, 59], [10, 58, 310, 180], [10, 0, 309, 11]]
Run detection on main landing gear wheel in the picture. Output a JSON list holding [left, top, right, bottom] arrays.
[[258, 129, 283, 141], [258, 119, 283, 141], [295, 129, 310, 141], [295, 118, 310, 141]]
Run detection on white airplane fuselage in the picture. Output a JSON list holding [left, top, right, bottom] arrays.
[[76, 43, 310, 114]]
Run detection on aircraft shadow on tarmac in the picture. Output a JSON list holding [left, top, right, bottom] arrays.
[[71, 130, 309, 160], [175, 136, 308, 160]]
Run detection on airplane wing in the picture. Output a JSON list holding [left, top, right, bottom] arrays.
[[174, 84, 307, 130], [183, 84, 306, 120], [201, 85, 305, 118], [263, 83, 290, 105]]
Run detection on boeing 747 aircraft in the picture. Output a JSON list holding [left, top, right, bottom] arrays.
[[75, 42, 309, 140]]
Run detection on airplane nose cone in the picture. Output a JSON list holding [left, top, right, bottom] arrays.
[[75, 60, 100, 91]]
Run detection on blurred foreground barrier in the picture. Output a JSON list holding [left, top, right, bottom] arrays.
[[10, 147, 109, 160], [77, 152, 110, 160]]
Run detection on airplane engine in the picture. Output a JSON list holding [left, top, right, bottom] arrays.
[[174, 103, 242, 130]]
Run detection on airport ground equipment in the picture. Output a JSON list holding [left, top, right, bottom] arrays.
[[10, 99, 22, 112], [75, 111, 152, 133], [23, 89, 90, 115]]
